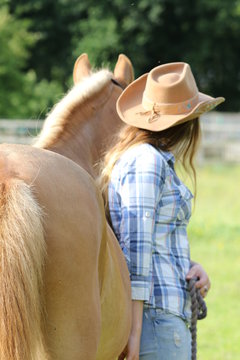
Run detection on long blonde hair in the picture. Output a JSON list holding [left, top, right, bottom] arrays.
[[98, 118, 201, 215]]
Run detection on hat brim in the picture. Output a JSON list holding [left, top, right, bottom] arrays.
[[117, 73, 225, 131]]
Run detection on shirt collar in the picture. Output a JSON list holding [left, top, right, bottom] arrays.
[[159, 149, 175, 167]]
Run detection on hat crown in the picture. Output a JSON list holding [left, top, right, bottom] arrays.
[[144, 63, 198, 105]]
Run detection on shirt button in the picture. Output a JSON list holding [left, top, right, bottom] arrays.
[[145, 211, 151, 218]]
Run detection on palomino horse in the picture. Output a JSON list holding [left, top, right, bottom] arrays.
[[0, 54, 134, 360]]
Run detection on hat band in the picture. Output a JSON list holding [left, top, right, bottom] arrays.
[[142, 92, 199, 116]]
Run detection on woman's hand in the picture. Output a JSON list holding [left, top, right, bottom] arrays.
[[186, 261, 211, 298], [118, 332, 142, 360]]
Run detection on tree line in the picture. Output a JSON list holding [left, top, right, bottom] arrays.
[[1, 0, 239, 118]]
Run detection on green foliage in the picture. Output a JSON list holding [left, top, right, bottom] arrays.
[[72, 7, 122, 69], [0, 4, 62, 119], [8, 0, 88, 84], [1, 0, 240, 118]]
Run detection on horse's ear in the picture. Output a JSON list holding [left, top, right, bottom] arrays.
[[114, 54, 134, 89], [73, 53, 92, 84]]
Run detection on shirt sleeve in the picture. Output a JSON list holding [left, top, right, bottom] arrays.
[[118, 150, 165, 301]]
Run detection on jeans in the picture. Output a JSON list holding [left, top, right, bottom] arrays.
[[139, 307, 191, 360]]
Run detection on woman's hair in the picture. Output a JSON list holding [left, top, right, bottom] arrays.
[[98, 118, 201, 214]]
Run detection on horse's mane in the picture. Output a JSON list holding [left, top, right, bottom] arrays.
[[34, 69, 112, 148]]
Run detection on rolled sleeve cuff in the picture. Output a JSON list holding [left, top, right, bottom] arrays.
[[131, 280, 151, 301]]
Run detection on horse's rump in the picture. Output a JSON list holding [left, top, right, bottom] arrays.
[[0, 144, 105, 359]]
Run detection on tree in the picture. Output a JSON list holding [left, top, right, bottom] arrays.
[[0, 3, 62, 118], [8, 0, 89, 86], [2, 0, 240, 116]]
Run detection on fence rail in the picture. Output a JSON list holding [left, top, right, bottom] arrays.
[[199, 112, 240, 163], [0, 119, 43, 145], [1, 113, 240, 163]]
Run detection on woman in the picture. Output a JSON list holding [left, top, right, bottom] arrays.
[[99, 62, 224, 359]]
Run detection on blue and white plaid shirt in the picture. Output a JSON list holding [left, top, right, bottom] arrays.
[[108, 143, 193, 321]]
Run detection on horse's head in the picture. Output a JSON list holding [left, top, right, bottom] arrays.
[[73, 53, 134, 90], [35, 53, 134, 176], [71, 53, 134, 167], [72, 52, 134, 151]]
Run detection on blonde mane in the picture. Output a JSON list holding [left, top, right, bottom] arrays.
[[35, 69, 112, 148]]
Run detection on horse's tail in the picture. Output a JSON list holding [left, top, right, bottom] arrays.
[[0, 179, 49, 360]]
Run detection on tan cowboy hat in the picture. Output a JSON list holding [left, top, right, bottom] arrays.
[[116, 62, 225, 131]]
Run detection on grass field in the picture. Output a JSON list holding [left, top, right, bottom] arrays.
[[186, 164, 240, 360]]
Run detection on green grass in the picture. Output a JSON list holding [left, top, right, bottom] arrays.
[[187, 164, 240, 360]]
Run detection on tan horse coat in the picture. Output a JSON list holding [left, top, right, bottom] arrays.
[[0, 54, 134, 360]]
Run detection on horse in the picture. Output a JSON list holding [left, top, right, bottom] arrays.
[[0, 53, 134, 360]]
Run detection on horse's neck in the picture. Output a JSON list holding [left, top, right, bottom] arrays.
[[34, 72, 122, 177], [36, 112, 100, 177]]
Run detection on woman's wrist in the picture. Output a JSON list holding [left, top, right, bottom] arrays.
[[131, 300, 144, 334]]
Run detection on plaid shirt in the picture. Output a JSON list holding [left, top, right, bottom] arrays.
[[108, 143, 193, 321]]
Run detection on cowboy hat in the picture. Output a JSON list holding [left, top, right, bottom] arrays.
[[116, 62, 225, 131]]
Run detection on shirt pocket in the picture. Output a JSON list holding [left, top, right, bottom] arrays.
[[176, 184, 193, 222], [156, 175, 193, 224]]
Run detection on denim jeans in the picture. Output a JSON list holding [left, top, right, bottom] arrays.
[[139, 307, 191, 360]]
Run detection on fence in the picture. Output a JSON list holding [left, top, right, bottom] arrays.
[[199, 112, 240, 163], [0, 119, 43, 145], [0, 113, 240, 163]]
